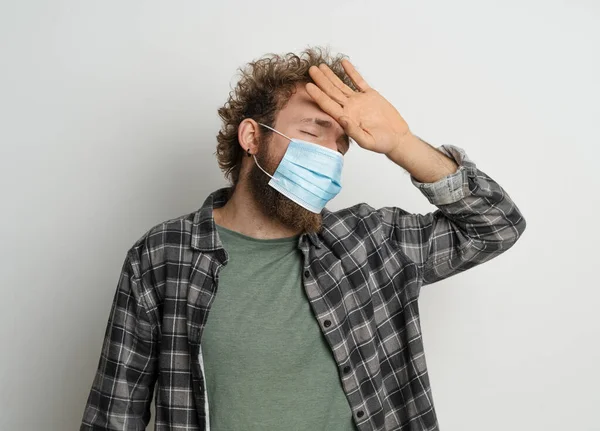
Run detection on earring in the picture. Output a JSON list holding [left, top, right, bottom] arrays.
[[247, 148, 251, 157]]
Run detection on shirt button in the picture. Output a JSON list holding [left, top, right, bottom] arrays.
[[323, 319, 331, 328], [357, 410, 364, 418], [304, 270, 311, 278], [343, 366, 351, 374]]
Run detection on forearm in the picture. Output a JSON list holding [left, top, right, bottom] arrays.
[[380, 142, 526, 285], [385, 132, 459, 183]]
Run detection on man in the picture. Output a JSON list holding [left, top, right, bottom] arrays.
[[81, 47, 526, 431]]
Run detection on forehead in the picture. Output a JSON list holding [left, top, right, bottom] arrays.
[[276, 84, 344, 132]]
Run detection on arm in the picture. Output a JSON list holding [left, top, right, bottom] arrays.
[[378, 141, 526, 285], [80, 251, 158, 430], [305, 60, 526, 284]]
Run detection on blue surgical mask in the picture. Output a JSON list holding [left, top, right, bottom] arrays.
[[252, 123, 344, 213]]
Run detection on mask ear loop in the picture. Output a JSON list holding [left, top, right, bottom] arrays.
[[251, 123, 293, 180], [252, 154, 274, 179], [258, 122, 293, 141]]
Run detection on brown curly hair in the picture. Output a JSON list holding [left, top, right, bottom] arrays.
[[215, 46, 356, 186]]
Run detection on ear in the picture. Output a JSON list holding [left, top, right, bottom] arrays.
[[238, 119, 260, 156]]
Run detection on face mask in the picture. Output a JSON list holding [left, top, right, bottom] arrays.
[[251, 122, 344, 213]]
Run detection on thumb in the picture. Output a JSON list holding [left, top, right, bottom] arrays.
[[339, 116, 373, 150]]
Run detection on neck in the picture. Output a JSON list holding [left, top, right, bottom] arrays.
[[213, 182, 301, 240]]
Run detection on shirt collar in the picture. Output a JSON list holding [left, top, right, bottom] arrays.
[[191, 187, 322, 252]]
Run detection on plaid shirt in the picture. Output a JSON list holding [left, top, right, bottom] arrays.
[[81, 144, 526, 430]]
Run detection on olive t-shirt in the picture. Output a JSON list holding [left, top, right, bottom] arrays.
[[200, 224, 356, 430]]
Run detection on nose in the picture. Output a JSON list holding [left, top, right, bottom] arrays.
[[310, 136, 340, 154], [318, 141, 338, 153]]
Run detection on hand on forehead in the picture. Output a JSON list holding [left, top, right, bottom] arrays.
[[274, 85, 349, 153]]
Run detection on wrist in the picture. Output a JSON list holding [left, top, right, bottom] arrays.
[[385, 131, 420, 164]]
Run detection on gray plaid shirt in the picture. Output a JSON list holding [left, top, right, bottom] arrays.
[[81, 144, 526, 430]]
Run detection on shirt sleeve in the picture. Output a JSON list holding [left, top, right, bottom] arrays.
[[378, 144, 527, 286], [80, 251, 159, 430]]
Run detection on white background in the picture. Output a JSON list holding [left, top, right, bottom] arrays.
[[1, 1, 598, 430]]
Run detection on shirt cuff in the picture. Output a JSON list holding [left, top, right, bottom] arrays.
[[410, 144, 477, 206]]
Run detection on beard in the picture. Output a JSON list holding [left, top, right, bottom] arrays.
[[246, 141, 322, 235]]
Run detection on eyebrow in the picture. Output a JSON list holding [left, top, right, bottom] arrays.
[[300, 117, 333, 128], [299, 117, 350, 150]]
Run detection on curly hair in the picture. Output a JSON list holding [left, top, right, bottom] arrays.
[[215, 46, 356, 186]]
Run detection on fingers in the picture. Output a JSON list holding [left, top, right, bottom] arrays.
[[318, 64, 355, 96], [308, 66, 348, 105], [341, 59, 371, 92], [305, 82, 345, 119]]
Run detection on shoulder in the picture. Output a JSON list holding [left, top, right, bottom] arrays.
[[126, 209, 199, 277], [321, 202, 384, 242]]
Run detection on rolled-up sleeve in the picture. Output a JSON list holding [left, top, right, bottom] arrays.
[[409, 145, 476, 206], [379, 144, 527, 286], [80, 250, 158, 430]]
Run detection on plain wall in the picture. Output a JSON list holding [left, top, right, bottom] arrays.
[[1, 1, 598, 430]]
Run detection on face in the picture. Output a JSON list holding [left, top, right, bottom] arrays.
[[245, 84, 349, 234], [270, 84, 350, 158]]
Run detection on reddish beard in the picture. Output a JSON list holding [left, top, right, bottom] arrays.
[[246, 139, 323, 235]]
